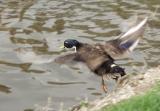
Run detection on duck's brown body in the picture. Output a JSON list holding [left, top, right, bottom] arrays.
[[75, 43, 113, 73]]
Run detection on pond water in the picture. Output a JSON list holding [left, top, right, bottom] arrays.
[[0, 0, 159, 111]]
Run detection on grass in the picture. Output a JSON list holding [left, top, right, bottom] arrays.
[[101, 83, 160, 111]]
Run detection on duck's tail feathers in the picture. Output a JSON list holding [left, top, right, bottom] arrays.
[[118, 17, 148, 52]]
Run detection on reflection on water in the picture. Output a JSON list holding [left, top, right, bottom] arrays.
[[47, 81, 86, 85], [0, 0, 160, 111]]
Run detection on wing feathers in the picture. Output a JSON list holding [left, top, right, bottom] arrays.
[[104, 17, 148, 59]]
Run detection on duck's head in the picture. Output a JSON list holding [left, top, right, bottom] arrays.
[[62, 39, 81, 52]]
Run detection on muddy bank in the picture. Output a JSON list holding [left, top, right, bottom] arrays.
[[71, 65, 160, 111]]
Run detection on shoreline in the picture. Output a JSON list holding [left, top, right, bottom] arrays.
[[71, 65, 160, 111]]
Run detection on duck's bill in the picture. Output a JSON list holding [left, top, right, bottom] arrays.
[[60, 45, 65, 49]]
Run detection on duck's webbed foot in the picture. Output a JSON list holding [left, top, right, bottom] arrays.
[[101, 74, 108, 93], [117, 74, 130, 87]]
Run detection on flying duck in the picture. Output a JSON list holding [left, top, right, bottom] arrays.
[[55, 17, 148, 92]]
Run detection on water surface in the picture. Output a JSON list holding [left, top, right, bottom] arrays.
[[0, 0, 159, 110]]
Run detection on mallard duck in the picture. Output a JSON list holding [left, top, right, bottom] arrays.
[[55, 17, 148, 92]]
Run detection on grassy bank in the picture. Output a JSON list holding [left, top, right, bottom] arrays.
[[101, 83, 160, 111]]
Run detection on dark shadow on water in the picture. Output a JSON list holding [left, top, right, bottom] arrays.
[[0, 84, 11, 94], [0, 60, 45, 74]]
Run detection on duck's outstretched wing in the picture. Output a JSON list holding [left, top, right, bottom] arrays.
[[103, 17, 148, 59], [54, 53, 78, 64]]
